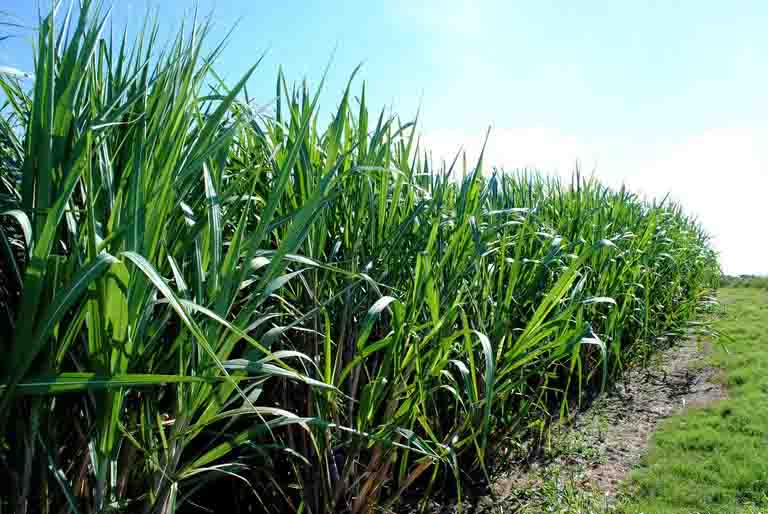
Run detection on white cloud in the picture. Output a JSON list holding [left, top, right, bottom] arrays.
[[626, 128, 768, 276], [420, 126, 768, 275], [420, 127, 598, 177]]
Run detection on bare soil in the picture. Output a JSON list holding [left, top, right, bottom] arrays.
[[414, 338, 726, 514]]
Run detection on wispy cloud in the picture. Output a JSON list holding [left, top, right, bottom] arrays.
[[397, 0, 491, 39]]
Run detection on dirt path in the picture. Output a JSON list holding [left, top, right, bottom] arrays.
[[557, 340, 726, 495], [425, 338, 726, 513]]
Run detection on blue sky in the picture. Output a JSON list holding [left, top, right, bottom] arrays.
[[2, 1, 767, 274]]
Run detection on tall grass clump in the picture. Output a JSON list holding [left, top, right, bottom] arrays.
[[0, 3, 719, 513]]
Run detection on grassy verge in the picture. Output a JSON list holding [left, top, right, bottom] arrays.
[[620, 287, 768, 513]]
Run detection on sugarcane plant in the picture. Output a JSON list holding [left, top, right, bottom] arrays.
[[0, 2, 719, 513]]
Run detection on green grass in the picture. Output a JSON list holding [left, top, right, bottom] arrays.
[[620, 288, 768, 514]]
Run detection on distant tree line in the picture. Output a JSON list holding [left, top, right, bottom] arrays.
[[720, 274, 768, 289]]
